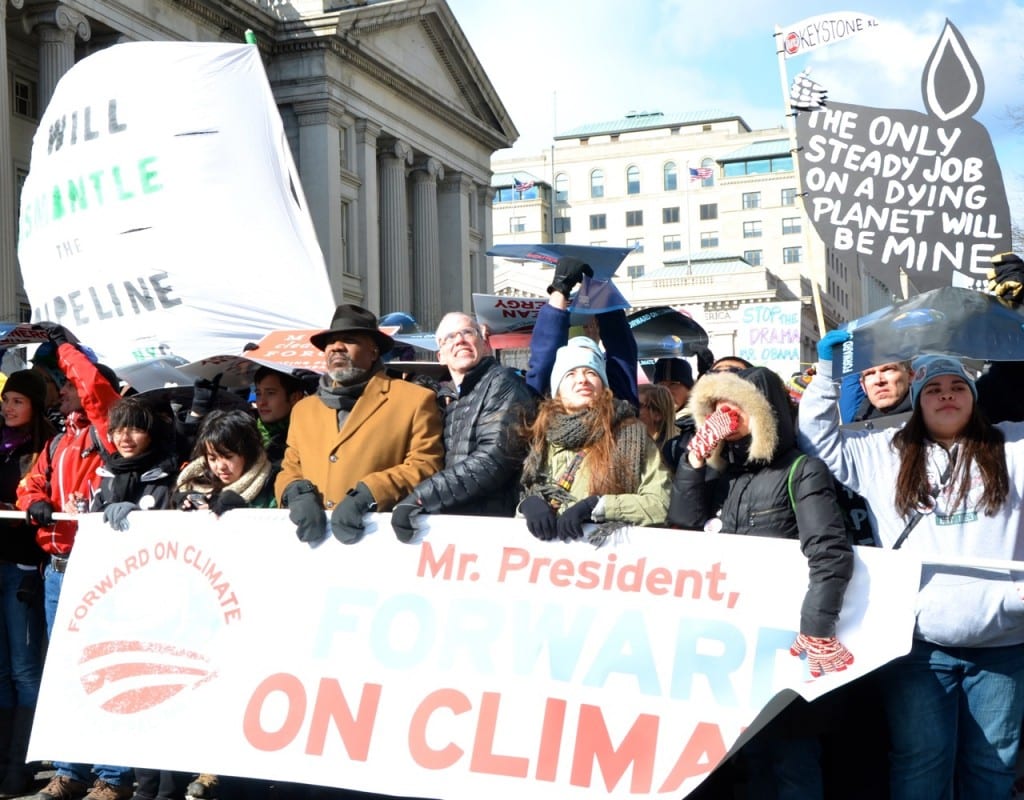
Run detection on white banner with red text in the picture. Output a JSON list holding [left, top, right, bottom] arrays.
[[31, 512, 921, 799]]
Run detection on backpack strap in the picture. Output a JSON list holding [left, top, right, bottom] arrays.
[[787, 454, 808, 513]]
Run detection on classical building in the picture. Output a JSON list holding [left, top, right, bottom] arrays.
[[491, 110, 901, 363], [1, 0, 514, 329]]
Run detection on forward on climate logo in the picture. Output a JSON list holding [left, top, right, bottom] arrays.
[[79, 640, 217, 714]]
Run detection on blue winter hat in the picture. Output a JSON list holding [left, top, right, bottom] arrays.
[[909, 354, 977, 408], [550, 336, 608, 395]]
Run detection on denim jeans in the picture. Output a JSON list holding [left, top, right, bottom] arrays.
[[0, 562, 45, 708], [44, 561, 133, 787], [879, 638, 1024, 800]]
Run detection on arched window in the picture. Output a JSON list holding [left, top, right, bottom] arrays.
[[590, 169, 604, 198], [626, 165, 640, 195], [700, 157, 715, 187], [663, 161, 677, 191], [555, 173, 568, 203]]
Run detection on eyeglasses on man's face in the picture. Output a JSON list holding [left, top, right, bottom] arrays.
[[437, 327, 479, 348]]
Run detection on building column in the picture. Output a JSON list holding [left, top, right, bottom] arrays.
[[294, 99, 343, 302], [23, 4, 92, 111], [438, 171, 472, 314], [410, 157, 443, 329], [378, 138, 412, 316], [475, 182, 494, 293], [0, 0, 27, 320], [354, 119, 380, 310]]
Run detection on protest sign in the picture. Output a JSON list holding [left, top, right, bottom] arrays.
[[682, 301, 803, 378], [17, 42, 335, 366], [33, 513, 919, 799], [795, 21, 1012, 291], [779, 12, 880, 58]]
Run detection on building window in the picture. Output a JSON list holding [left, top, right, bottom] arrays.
[[627, 265, 645, 279], [783, 246, 803, 264], [663, 161, 677, 191], [626, 210, 643, 227], [782, 216, 802, 235], [339, 200, 350, 276], [12, 75, 36, 119], [555, 173, 568, 203], [626, 237, 644, 253], [590, 169, 604, 198], [781, 187, 797, 206], [663, 206, 680, 224], [590, 213, 606, 230], [509, 216, 526, 233], [743, 220, 763, 239], [553, 217, 571, 234], [627, 165, 640, 195], [700, 231, 719, 248], [723, 155, 794, 177], [663, 235, 681, 251], [699, 203, 717, 221], [744, 249, 762, 266], [700, 158, 716, 187], [742, 192, 761, 209]]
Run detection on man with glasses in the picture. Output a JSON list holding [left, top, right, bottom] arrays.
[[276, 304, 444, 546], [389, 312, 536, 542]]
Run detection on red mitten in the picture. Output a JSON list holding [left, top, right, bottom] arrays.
[[688, 408, 740, 461], [790, 633, 854, 677]]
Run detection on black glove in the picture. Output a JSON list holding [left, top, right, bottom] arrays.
[[209, 490, 247, 516], [27, 501, 54, 528], [16, 571, 42, 607], [391, 496, 424, 543], [520, 496, 557, 541], [190, 374, 223, 418], [693, 345, 716, 377], [281, 480, 327, 543], [103, 502, 139, 531], [33, 321, 78, 348], [987, 252, 1024, 303], [556, 496, 599, 541], [331, 483, 377, 545], [547, 256, 593, 296]]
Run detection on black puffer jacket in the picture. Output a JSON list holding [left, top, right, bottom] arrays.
[[668, 366, 852, 638], [411, 357, 536, 517]]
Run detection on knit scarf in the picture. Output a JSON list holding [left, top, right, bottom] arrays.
[[100, 447, 169, 504], [176, 452, 274, 504], [0, 426, 30, 459], [317, 365, 381, 431], [521, 399, 648, 546]]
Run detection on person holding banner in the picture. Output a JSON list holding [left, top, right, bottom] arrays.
[[0, 370, 54, 798], [518, 337, 670, 545], [16, 325, 133, 800], [389, 312, 535, 542], [799, 339, 1024, 800], [276, 305, 443, 546]]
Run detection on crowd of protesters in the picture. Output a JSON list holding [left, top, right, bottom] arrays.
[[2, 251, 1024, 800]]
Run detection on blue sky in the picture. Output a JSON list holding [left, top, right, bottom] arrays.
[[447, 0, 1024, 225]]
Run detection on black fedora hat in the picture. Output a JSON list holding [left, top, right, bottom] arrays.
[[310, 304, 396, 354]]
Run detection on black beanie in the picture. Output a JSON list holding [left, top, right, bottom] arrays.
[[3, 369, 48, 411]]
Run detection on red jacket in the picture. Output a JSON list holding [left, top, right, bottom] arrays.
[[16, 343, 119, 555]]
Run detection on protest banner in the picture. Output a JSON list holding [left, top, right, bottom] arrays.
[[33, 513, 920, 799], [17, 42, 335, 366], [794, 21, 1012, 291], [778, 12, 880, 58], [681, 301, 803, 377]]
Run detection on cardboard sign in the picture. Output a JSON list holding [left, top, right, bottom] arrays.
[[33, 513, 920, 799], [795, 21, 1011, 291]]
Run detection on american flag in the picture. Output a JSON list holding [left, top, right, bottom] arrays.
[[513, 177, 535, 193], [689, 167, 713, 181]]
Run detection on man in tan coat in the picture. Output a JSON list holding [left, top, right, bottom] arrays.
[[275, 304, 444, 544]]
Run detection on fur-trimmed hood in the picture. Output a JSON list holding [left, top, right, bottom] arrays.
[[688, 366, 796, 470]]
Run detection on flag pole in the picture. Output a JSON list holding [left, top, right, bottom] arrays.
[[685, 164, 692, 270], [775, 25, 827, 339]]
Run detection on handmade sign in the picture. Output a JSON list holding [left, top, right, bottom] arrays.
[[794, 21, 1012, 291], [17, 42, 335, 365]]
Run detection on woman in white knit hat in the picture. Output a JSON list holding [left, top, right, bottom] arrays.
[[517, 337, 670, 545]]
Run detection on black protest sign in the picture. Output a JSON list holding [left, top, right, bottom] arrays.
[[796, 20, 1011, 292]]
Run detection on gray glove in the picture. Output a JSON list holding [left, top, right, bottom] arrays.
[[281, 480, 327, 543], [103, 502, 140, 531]]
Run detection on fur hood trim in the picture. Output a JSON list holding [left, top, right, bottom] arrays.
[[688, 371, 779, 469]]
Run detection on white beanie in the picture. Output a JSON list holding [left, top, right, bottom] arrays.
[[550, 336, 608, 395]]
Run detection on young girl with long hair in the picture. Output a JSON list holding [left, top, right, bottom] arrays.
[[518, 337, 670, 544], [799, 349, 1024, 799]]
